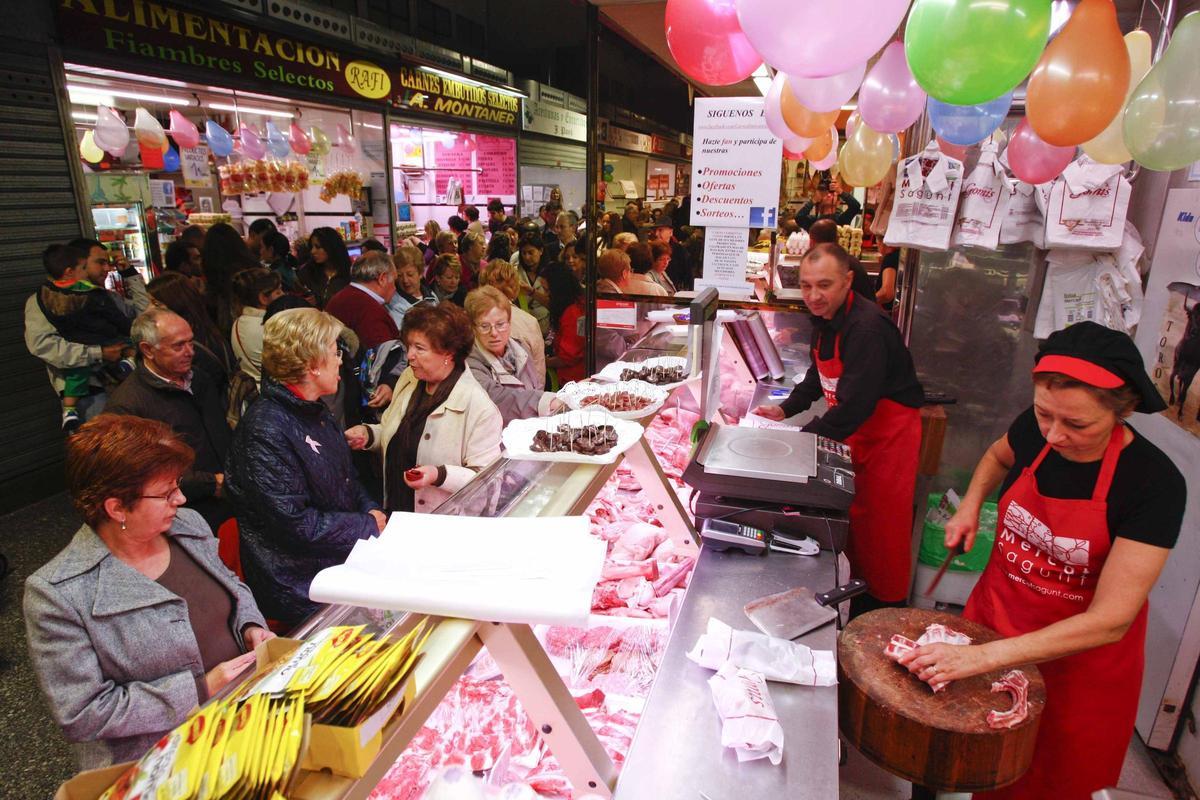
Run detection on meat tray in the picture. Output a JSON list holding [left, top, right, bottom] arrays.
[[501, 410, 645, 464], [556, 379, 671, 420], [593, 356, 690, 390]]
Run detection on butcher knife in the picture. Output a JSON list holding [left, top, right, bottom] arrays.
[[923, 542, 966, 597], [744, 579, 867, 640]]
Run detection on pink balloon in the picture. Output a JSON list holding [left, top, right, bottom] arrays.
[[763, 71, 796, 140], [238, 124, 266, 159], [167, 109, 200, 149], [935, 135, 969, 162], [1007, 118, 1075, 184], [788, 61, 865, 113], [784, 134, 814, 153], [335, 123, 357, 153], [858, 41, 927, 134], [845, 109, 862, 139], [784, 143, 806, 161], [93, 106, 129, 157], [665, 0, 761, 86], [736, 0, 910, 78], [810, 147, 839, 171], [289, 122, 312, 155]]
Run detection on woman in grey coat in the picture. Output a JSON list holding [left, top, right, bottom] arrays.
[[23, 415, 272, 769], [464, 286, 564, 424]]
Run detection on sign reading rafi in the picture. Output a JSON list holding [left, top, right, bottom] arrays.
[[392, 65, 519, 129], [56, 0, 390, 102]]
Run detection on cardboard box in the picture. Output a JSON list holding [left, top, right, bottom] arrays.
[[54, 761, 133, 800]]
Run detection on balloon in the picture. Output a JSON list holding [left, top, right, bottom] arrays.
[[79, 130, 104, 163], [763, 71, 796, 140], [265, 120, 290, 158], [928, 92, 1013, 145], [238, 124, 266, 159], [1007, 118, 1075, 184], [205, 120, 234, 157], [309, 126, 331, 156], [664, 0, 761, 85], [1026, 0, 1128, 147], [288, 122, 312, 156], [780, 81, 840, 137], [788, 61, 865, 113], [809, 147, 839, 171], [167, 109, 200, 149], [736, 0, 910, 78], [1082, 31, 1152, 164], [935, 135, 969, 162], [1124, 11, 1200, 172], [93, 106, 129, 157], [845, 109, 861, 139], [840, 123, 896, 187], [805, 124, 838, 161], [906, 0, 1051, 105], [132, 107, 166, 149], [784, 134, 814, 154], [858, 42, 927, 134], [783, 142, 806, 161], [335, 123, 357, 154], [162, 145, 180, 172]]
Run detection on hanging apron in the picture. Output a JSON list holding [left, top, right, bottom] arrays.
[[964, 425, 1146, 800], [815, 292, 922, 601]]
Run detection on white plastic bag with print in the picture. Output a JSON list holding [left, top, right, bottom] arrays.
[[1043, 156, 1131, 251], [708, 663, 784, 765], [883, 140, 964, 252], [999, 179, 1051, 248], [951, 142, 1010, 250]]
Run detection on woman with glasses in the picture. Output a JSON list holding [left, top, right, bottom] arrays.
[[225, 308, 385, 626], [464, 286, 563, 424], [24, 414, 272, 769]]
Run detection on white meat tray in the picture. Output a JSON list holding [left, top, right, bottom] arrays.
[[593, 356, 690, 390], [556, 379, 671, 420], [501, 410, 644, 464]]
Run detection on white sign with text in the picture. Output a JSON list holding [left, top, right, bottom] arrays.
[[690, 97, 782, 228]]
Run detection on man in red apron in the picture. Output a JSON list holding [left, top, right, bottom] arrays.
[[755, 243, 924, 616], [898, 323, 1184, 799]]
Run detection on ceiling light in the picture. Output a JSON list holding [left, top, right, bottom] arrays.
[[361, 123, 383, 130], [207, 102, 295, 118], [67, 84, 191, 105], [416, 66, 527, 99]]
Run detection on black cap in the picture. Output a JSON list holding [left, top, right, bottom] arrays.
[[655, 214, 675, 228], [1033, 322, 1165, 413]]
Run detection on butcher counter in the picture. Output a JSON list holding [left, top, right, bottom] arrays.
[[616, 546, 841, 799]]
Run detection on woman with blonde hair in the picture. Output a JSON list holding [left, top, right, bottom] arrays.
[[478, 258, 545, 390], [464, 286, 563, 424], [225, 307, 385, 625]]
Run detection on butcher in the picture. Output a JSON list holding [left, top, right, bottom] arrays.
[[754, 243, 924, 616], [899, 323, 1185, 799]]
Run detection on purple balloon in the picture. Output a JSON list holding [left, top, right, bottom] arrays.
[[788, 61, 865, 113], [763, 71, 795, 140], [736, 0, 911, 78], [1007, 118, 1075, 184], [858, 42, 927, 134]]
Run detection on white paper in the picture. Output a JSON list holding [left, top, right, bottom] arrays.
[[702, 227, 751, 287], [739, 412, 799, 431], [691, 97, 782, 227], [708, 663, 784, 765], [309, 513, 606, 626], [687, 617, 837, 686]]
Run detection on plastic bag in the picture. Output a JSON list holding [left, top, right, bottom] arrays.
[[884, 140, 964, 252]]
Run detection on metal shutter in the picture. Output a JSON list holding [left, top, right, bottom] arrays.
[[519, 138, 587, 170], [0, 40, 84, 513]]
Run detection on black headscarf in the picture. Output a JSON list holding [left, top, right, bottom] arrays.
[[384, 365, 465, 512]]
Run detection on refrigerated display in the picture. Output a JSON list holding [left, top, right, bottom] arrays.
[[91, 203, 155, 283]]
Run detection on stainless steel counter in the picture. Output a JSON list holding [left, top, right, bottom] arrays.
[[616, 546, 840, 799]]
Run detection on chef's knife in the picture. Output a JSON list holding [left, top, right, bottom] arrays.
[[924, 542, 965, 597]]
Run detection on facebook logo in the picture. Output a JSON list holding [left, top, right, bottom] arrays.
[[748, 206, 776, 227]]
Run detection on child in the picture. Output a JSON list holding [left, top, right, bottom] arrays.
[[37, 244, 136, 433]]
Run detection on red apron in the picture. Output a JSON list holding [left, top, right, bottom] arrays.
[[964, 424, 1146, 799], [815, 292, 921, 601]]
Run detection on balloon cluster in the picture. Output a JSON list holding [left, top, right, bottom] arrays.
[[664, 0, 1200, 179]]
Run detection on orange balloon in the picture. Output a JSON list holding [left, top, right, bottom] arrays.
[[1026, 0, 1129, 147], [780, 78, 840, 138], [805, 126, 836, 161]]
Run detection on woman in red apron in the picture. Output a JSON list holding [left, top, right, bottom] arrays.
[[898, 323, 1185, 799]]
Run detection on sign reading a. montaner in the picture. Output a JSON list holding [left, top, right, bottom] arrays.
[[689, 97, 782, 228]]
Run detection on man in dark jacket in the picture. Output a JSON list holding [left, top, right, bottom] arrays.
[[324, 251, 400, 352], [106, 307, 233, 531]]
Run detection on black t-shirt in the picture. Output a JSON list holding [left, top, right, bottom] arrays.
[[1002, 407, 1185, 549], [876, 249, 899, 311]]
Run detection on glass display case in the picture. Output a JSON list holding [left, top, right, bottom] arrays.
[[91, 203, 154, 281]]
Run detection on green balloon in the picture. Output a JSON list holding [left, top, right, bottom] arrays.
[[1124, 11, 1200, 172], [906, 0, 1051, 105]]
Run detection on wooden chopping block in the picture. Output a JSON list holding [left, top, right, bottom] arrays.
[[838, 608, 1046, 792]]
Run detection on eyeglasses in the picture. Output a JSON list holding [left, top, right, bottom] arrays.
[[475, 321, 510, 334], [140, 481, 184, 502]]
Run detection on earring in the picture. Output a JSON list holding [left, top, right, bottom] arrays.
[[443, 358, 449, 366], [314, 370, 321, 377], [120, 518, 127, 531]]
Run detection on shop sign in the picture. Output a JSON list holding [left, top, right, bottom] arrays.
[[601, 122, 653, 155], [392, 64, 520, 129], [521, 97, 586, 142], [652, 135, 687, 158], [537, 85, 567, 108], [55, 0, 391, 103], [689, 97, 782, 227], [597, 300, 638, 330], [180, 146, 212, 188]]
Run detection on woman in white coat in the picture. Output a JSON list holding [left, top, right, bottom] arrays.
[[345, 303, 502, 513]]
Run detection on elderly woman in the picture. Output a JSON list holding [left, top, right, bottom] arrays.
[[647, 240, 677, 295], [478, 258, 545, 390], [465, 286, 564, 424], [596, 249, 632, 294], [225, 308, 385, 625], [624, 242, 668, 297], [25, 415, 270, 769], [431, 253, 467, 306], [346, 303, 502, 513], [386, 246, 437, 331], [458, 231, 486, 290]]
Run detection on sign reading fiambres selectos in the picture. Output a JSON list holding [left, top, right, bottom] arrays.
[[689, 97, 782, 228]]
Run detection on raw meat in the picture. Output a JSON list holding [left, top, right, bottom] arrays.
[[601, 559, 659, 581], [986, 670, 1030, 730], [652, 558, 695, 597], [881, 622, 972, 693], [883, 634, 917, 661]]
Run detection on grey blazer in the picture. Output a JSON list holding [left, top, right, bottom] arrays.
[[23, 508, 267, 769]]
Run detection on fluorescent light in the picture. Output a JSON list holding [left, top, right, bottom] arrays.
[[361, 122, 383, 130], [207, 102, 295, 118], [417, 66, 527, 99], [67, 84, 191, 105], [72, 111, 98, 121]]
